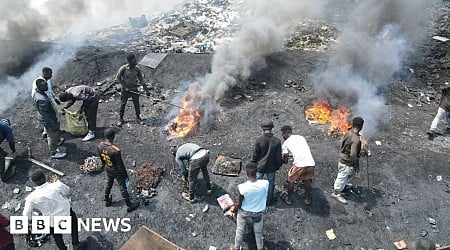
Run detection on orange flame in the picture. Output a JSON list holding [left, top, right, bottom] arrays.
[[166, 95, 201, 139], [305, 98, 352, 137]]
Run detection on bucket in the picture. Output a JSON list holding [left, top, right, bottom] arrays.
[[5, 156, 14, 172]]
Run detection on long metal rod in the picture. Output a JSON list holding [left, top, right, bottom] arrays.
[[27, 158, 65, 176], [128, 90, 184, 109], [366, 154, 371, 208]]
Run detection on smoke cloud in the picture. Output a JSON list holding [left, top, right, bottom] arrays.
[[0, 0, 183, 115], [311, 0, 431, 138], [195, 0, 327, 117]]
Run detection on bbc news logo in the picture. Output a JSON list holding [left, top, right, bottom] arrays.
[[9, 216, 131, 234]]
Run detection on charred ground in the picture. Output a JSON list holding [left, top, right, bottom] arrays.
[[1, 2, 450, 250]]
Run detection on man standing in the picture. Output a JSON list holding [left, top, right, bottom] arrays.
[[23, 170, 83, 250], [98, 128, 139, 212], [59, 85, 101, 141], [33, 79, 66, 159], [331, 117, 364, 204], [252, 120, 282, 205], [230, 162, 269, 250], [280, 125, 315, 205], [31, 67, 60, 138], [427, 86, 450, 139], [0, 119, 15, 182], [115, 53, 150, 126], [171, 143, 213, 204]]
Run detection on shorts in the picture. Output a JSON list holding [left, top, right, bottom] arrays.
[[287, 165, 315, 183]]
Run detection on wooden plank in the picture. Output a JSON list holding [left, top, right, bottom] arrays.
[[120, 226, 184, 250]]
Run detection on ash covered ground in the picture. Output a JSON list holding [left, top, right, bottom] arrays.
[[1, 0, 450, 250]]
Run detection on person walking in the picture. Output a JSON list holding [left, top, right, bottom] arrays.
[[280, 125, 315, 205], [0, 119, 15, 182], [251, 120, 282, 205], [115, 53, 150, 126], [427, 85, 450, 139], [59, 85, 101, 141], [23, 170, 83, 250], [97, 128, 139, 212], [31, 67, 60, 138], [331, 117, 364, 204], [230, 162, 269, 250], [171, 143, 213, 204], [33, 79, 66, 159]]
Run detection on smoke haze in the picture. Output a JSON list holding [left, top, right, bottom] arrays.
[[0, 0, 183, 115], [312, 0, 431, 138], [197, 0, 326, 101]]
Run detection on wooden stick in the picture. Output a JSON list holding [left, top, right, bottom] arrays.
[[27, 158, 65, 176]]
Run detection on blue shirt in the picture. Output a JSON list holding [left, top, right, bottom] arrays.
[[0, 120, 15, 153], [174, 143, 203, 170]]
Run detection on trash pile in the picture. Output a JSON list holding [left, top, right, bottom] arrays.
[[133, 161, 165, 192], [60, 0, 336, 54]]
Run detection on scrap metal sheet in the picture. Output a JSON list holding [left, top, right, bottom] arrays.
[[139, 53, 168, 69]]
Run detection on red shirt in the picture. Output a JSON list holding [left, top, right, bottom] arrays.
[[0, 213, 14, 248]]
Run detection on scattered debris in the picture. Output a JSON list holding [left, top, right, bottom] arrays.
[[428, 217, 436, 225], [326, 229, 336, 240], [1, 202, 10, 210], [25, 186, 32, 192], [208, 246, 217, 250], [436, 175, 443, 182], [202, 205, 209, 213], [375, 141, 382, 146], [13, 188, 20, 194], [394, 240, 407, 249], [431, 225, 440, 233], [432, 35, 449, 42], [420, 230, 428, 237]]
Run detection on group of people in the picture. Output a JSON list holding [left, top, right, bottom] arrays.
[[1, 51, 449, 250], [31, 53, 149, 160]]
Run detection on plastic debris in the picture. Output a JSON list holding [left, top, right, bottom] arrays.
[[407, 103, 413, 108], [420, 230, 428, 237], [394, 240, 407, 249], [13, 188, 20, 194], [202, 205, 209, 213], [208, 246, 217, 250], [431, 225, 440, 233], [14, 203, 21, 212], [1, 202, 10, 210], [436, 175, 443, 182], [326, 229, 336, 240], [428, 217, 436, 225], [25, 186, 32, 192], [375, 141, 382, 146]]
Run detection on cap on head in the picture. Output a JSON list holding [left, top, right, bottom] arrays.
[[261, 120, 274, 130], [104, 128, 116, 140], [352, 117, 364, 128], [30, 170, 46, 186]]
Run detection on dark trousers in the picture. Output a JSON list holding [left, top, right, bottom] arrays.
[[119, 90, 140, 119], [105, 171, 130, 202], [187, 153, 211, 199], [83, 95, 100, 131], [44, 124, 62, 155], [0, 147, 6, 182], [50, 208, 79, 250]]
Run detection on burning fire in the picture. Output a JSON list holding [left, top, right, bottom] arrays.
[[305, 98, 352, 137], [165, 94, 201, 139]]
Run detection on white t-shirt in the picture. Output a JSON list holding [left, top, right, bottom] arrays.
[[282, 135, 315, 167], [238, 179, 269, 212], [31, 76, 56, 104], [22, 181, 71, 226]]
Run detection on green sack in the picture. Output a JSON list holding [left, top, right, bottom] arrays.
[[65, 109, 88, 136]]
